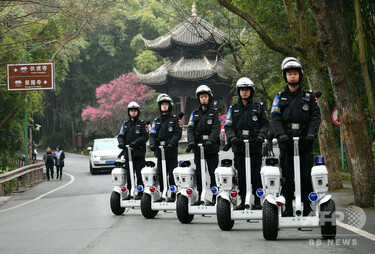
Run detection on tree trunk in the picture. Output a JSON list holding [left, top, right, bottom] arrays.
[[310, 0, 375, 207], [303, 59, 343, 190], [354, 0, 375, 131]]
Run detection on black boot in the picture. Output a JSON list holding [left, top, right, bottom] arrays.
[[234, 198, 245, 210], [167, 192, 176, 202], [303, 202, 314, 216], [135, 191, 143, 200], [211, 194, 217, 205], [253, 196, 262, 210], [282, 199, 293, 217]]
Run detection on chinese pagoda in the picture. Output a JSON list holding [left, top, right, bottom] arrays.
[[134, 4, 233, 121]]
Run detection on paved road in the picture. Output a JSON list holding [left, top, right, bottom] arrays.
[[0, 152, 374, 254]]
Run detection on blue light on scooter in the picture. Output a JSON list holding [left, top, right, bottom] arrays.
[[211, 186, 218, 195], [137, 185, 144, 192], [256, 188, 264, 197], [308, 192, 318, 202], [170, 185, 177, 193], [315, 155, 325, 165]]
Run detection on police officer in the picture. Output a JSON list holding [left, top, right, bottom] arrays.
[[225, 77, 270, 210], [187, 85, 221, 205], [149, 94, 182, 202], [271, 57, 321, 216], [118, 101, 149, 200]]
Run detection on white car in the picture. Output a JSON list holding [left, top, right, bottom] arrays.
[[88, 138, 122, 175]]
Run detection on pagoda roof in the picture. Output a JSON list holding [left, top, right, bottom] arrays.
[[141, 16, 226, 51], [134, 56, 230, 86]]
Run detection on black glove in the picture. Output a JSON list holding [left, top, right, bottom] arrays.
[[278, 135, 289, 144], [205, 140, 214, 147], [187, 142, 195, 149], [230, 136, 239, 145], [130, 141, 138, 148], [167, 143, 175, 148], [149, 145, 156, 152], [186, 142, 195, 153], [306, 134, 315, 142], [255, 136, 264, 144], [118, 143, 125, 149]]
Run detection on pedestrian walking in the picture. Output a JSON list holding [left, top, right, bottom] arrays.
[[43, 146, 54, 180], [54, 146, 65, 180]]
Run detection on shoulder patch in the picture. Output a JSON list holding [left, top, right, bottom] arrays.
[[271, 94, 281, 114]]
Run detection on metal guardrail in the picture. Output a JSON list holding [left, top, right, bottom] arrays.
[[0, 161, 44, 196]]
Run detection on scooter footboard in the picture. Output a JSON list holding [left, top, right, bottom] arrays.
[[121, 199, 141, 207], [231, 209, 262, 220], [152, 202, 176, 210], [189, 205, 216, 215], [279, 216, 320, 228]]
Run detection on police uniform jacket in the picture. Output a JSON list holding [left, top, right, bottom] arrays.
[[271, 85, 321, 150], [149, 113, 183, 159], [117, 117, 149, 159], [187, 106, 221, 154], [224, 99, 270, 153]]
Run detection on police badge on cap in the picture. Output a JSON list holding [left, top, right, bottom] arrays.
[[302, 104, 309, 111]]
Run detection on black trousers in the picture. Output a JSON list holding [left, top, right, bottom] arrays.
[[125, 157, 145, 190], [234, 152, 262, 201], [279, 149, 313, 207], [157, 158, 177, 193], [194, 153, 218, 197], [56, 166, 63, 179], [46, 164, 54, 180]]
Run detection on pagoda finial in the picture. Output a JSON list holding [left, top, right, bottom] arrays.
[[192, 1, 197, 17]]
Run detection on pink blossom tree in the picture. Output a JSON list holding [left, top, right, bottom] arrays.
[[82, 72, 153, 136]]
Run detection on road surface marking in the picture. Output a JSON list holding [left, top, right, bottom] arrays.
[[0, 172, 75, 213], [337, 220, 375, 242]]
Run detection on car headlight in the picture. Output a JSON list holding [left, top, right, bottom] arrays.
[[92, 155, 101, 160]]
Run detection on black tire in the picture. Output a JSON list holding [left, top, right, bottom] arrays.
[[110, 191, 125, 215], [176, 195, 194, 224], [262, 200, 279, 240], [141, 193, 158, 219], [320, 199, 336, 239], [90, 163, 97, 175], [216, 197, 234, 231]]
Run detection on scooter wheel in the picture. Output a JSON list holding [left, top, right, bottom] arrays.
[[262, 200, 278, 240], [141, 193, 158, 219], [320, 199, 336, 239], [176, 195, 194, 224], [216, 197, 234, 231], [110, 191, 125, 215]]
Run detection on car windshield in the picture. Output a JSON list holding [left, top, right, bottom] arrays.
[[93, 139, 120, 151]]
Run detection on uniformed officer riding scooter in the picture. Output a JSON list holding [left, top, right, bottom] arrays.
[[262, 57, 335, 240], [110, 146, 144, 215], [110, 101, 149, 215], [140, 94, 182, 219], [261, 137, 336, 240]]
